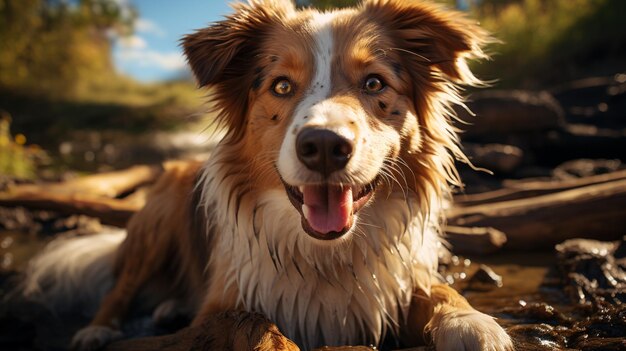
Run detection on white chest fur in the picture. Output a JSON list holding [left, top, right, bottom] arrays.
[[201, 163, 441, 349]]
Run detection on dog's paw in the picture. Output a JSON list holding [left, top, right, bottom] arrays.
[[430, 308, 513, 351], [71, 325, 123, 351]]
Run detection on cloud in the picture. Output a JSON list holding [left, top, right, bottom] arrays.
[[112, 17, 186, 79], [135, 18, 166, 37], [116, 46, 186, 71], [118, 35, 147, 50]]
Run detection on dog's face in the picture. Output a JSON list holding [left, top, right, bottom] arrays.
[[184, 0, 487, 242]]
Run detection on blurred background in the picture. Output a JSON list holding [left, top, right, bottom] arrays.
[[1, 0, 625, 181]]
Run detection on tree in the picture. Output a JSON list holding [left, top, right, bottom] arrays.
[[0, 0, 136, 98]]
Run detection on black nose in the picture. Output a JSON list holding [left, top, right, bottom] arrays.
[[296, 128, 353, 176]]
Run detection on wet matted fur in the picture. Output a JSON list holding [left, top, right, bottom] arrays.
[[25, 1, 513, 350]]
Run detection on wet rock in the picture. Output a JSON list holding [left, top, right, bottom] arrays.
[[576, 303, 626, 339], [551, 74, 626, 130], [455, 90, 565, 139], [574, 337, 626, 351], [555, 238, 626, 304], [0, 206, 101, 236], [49, 214, 102, 236], [553, 159, 623, 180], [506, 324, 568, 350], [614, 236, 626, 259], [501, 302, 571, 325], [463, 143, 525, 174], [555, 238, 617, 258], [466, 264, 503, 291], [0, 207, 43, 234]]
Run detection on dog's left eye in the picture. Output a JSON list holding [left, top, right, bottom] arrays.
[[363, 76, 385, 94], [272, 78, 293, 96]]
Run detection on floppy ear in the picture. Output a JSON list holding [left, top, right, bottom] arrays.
[[181, 0, 295, 135], [362, 0, 490, 84], [362, 0, 492, 191]]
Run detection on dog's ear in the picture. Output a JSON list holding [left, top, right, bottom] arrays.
[[362, 0, 490, 84], [182, 0, 295, 134]]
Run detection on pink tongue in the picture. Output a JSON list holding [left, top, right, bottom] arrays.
[[302, 185, 353, 235]]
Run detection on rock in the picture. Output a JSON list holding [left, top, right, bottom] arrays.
[[553, 159, 623, 180], [506, 324, 567, 351], [551, 74, 626, 130], [500, 302, 570, 325], [463, 143, 525, 174], [555, 238, 618, 258], [614, 236, 626, 259], [455, 90, 565, 140], [574, 337, 626, 351], [466, 264, 503, 291], [0, 206, 102, 236], [554, 238, 626, 304]]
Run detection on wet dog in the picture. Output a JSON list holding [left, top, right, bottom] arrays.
[[25, 1, 513, 350]]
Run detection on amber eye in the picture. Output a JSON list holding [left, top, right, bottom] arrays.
[[364, 76, 385, 93], [272, 78, 293, 96]]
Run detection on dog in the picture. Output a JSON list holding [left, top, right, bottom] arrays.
[[24, 0, 514, 350]]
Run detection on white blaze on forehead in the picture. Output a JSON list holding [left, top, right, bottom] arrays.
[[298, 11, 335, 117], [277, 11, 339, 183]]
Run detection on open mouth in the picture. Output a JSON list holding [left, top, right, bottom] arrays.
[[283, 177, 380, 240]]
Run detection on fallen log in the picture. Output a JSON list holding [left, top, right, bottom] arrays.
[[454, 168, 626, 206], [444, 225, 507, 255], [447, 179, 626, 250], [9, 164, 164, 198], [0, 192, 139, 227], [0, 161, 192, 227]]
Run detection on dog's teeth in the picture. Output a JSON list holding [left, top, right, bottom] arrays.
[[298, 186, 304, 193]]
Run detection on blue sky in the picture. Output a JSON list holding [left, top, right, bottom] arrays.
[[113, 1, 472, 81], [113, 0, 233, 82]]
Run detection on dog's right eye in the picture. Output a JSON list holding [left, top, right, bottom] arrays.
[[363, 75, 386, 94], [272, 78, 293, 96]]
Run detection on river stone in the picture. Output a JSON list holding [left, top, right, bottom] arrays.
[[454, 90, 565, 139]]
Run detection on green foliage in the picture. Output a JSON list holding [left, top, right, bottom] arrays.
[[2, 79, 207, 146], [0, 0, 136, 98], [305, 0, 358, 10], [0, 0, 207, 142], [0, 114, 46, 179], [473, 0, 626, 87]]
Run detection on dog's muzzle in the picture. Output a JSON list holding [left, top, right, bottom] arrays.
[[282, 127, 379, 240]]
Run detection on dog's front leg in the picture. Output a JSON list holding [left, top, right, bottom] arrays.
[[189, 311, 300, 351], [402, 284, 514, 351], [189, 271, 297, 350], [71, 234, 171, 350], [70, 268, 138, 351]]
